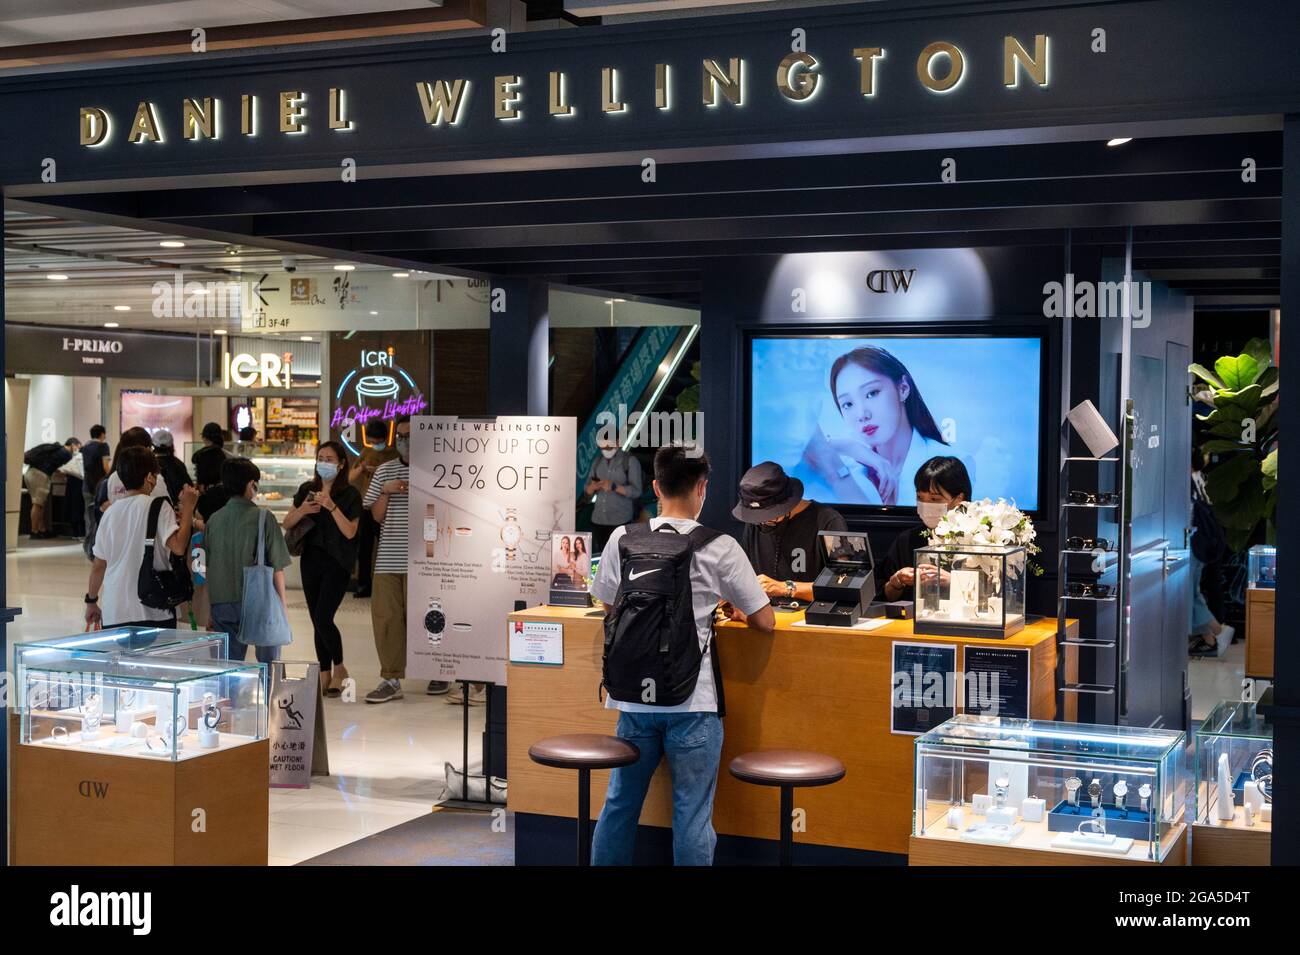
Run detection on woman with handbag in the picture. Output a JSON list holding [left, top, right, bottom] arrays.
[[284, 441, 361, 697], [85, 447, 198, 629], [205, 457, 293, 665]]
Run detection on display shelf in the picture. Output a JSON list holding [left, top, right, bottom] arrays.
[[1192, 700, 1272, 865]]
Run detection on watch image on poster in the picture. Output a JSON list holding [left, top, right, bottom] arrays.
[[407, 416, 576, 685]]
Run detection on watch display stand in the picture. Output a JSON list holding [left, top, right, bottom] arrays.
[[1191, 700, 1273, 865], [805, 531, 875, 628], [1046, 800, 1154, 841]]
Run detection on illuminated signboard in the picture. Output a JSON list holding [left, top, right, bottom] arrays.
[[331, 345, 428, 455]]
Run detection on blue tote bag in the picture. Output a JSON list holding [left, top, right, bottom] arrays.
[[239, 508, 293, 648]]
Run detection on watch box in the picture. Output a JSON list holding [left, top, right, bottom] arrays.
[[19, 655, 268, 762], [806, 531, 875, 628], [1246, 545, 1276, 589], [913, 544, 1027, 639], [1194, 700, 1273, 832], [913, 715, 1188, 862]]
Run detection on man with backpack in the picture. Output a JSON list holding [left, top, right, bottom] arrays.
[[23, 437, 78, 539], [589, 445, 774, 865]]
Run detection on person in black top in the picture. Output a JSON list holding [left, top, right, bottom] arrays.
[[284, 440, 362, 697], [23, 437, 77, 539], [878, 456, 972, 602], [734, 461, 847, 604], [191, 421, 230, 481], [152, 430, 194, 503], [193, 449, 232, 523]]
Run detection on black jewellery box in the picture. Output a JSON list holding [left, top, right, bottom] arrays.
[[805, 531, 877, 628]]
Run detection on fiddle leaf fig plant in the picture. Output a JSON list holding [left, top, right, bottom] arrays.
[[1188, 337, 1278, 552]]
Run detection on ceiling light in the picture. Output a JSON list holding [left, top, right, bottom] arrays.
[[333, 264, 355, 271], [46, 273, 69, 281], [113, 305, 131, 312], [604, 298, 627, 305], [103, 322, 119, 328], [300, 336, 314, 342], [1106, 137, 1133, 147], [369, 310, 378, 316], [392, 272, 409, 278], [159, 240, 186, 249], [214, 329, 228, 335]]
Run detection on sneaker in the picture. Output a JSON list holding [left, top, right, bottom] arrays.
[[444, 681, 467, 704], [468, 683, 487, 706], [1214, 625, 1235, 657], [426, 680, 451, 696], [365, 680, 404, 704]]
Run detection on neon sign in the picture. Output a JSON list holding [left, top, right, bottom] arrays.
[[332, 345, 427, 455]]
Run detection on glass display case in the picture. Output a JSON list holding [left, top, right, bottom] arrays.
[[913, 544, 1027, 639], [1247, 545, 1276, 589], [913, 715, 1188, 862], [1195, 700, 1273, 831], [19, 656, 267, 762], [186, 440, 316, 514]]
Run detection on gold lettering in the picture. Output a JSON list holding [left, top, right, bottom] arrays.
[[852, 47, 885, 96], [127, 101, 163, 144], [549, 72, 573, 116], [182, 97, 216, 140], [602, 67, 626, 112], [329, 87, 352, 129], [241, 94, 255, 135], [1004, 34, 1048, 87], [416, 80, 469, 126], [916, 42, 964, 93], [702, 57, 743, 107], [79, 107, 110, 147], [655, 63, 671, 110], [776, 52, 819, 101], [494, 75, 522, 120], [279, 90, 306, 133]]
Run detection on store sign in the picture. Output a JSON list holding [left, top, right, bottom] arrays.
[[4, 323, 216, 380], [222, 350, 292, 389], [240, 272, 488, 333], [331, 344, 429, 455]]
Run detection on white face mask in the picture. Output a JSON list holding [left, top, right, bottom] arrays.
[[600, 448, 617, 460], [918, 501, 948, 529]]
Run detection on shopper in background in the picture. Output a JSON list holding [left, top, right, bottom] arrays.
[[1189, 446, 1233, 657], [362, 417, 450, 700], [584, 437, 643, 553], [285, 440, 362, 697], [193, 447, 232, 523], [104, 428, 168, 504], [191, 421, 230, 480], [80, 425, 111, 531], [152, 429, 194, 503], [589, 446, 773, 866], [239, 425, 257, 443], [23, 437, 78, 539], [350, 418, 398, 599], [877, 456, 972, 602], [205, 457, 291, 664], [85, 446, 198, 629], [58, 439, 87, 539], [734, 461, 847, 604]]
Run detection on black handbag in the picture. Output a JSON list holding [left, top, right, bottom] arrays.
[[137, 496, 194, 610], [285, 514, 314, 556]]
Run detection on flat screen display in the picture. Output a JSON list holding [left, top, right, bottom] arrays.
[[750, 335, 1043, 511]]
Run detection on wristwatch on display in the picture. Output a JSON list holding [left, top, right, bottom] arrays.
[[1113, 779, 1128, 812], [500, 507, 521, 561], [993, 774, 1010, 809], [1138, 783, 1152, 814], [424, 598, 446, 647], [1065, 776, 1082, 808], [1088, 778, 1102, 809], [202, 692, 222, 731], [424, 503, 438, 558]]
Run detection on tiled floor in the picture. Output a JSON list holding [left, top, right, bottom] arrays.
[[1189, 634, 1252, 722], [7, 538, 488, 866]]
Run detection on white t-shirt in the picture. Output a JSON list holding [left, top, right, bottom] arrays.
[[591, 516, 769, 713], [93, 493, 180, 625], [106, 471, 169, 504]]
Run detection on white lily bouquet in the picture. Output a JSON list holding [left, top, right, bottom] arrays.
[[927, 497, 1040, 562]]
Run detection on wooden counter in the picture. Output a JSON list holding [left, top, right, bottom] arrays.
[[507, 606, 1073, 858]]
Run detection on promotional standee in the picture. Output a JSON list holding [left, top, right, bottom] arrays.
[[407, 417, 576, 685]]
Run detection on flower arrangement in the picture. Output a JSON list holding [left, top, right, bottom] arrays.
[[926, 498, 1041, 576]]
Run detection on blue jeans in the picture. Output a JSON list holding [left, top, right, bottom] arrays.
[[1189, 555, 1215, 636], [591, 710, 724, 866], [211, 601, 281, 667]]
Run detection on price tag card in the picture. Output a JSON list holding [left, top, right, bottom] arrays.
[[509, 620, 564, 666]]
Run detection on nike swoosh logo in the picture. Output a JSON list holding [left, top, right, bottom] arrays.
[[628, 568, 662, 581]]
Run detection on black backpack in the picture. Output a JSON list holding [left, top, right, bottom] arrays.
[[602, 523, 722, 712], [138, 496, 194, 610], [1191, 487, 1227, 563]]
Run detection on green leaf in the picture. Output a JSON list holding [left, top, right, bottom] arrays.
[[1218, 383, 1263, 409], [1188, 362, 1225, 389], [1242, 338, 1273, 369], [1200, 439, 1245, 455], [1204, 452, 1259, 501], [1215, 353, 1261, 390], [1256, 366, 1279, 396], [1261, 449, 1277, 492]]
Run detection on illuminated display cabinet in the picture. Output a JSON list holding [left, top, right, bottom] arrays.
[[1247, 545, 1277, 589], [911, 715, 1188, 865], [1192, 700, 1273, 865], [913, 544, 1027, 639]]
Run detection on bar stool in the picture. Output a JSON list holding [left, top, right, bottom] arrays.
[[729, 749, 846, 866], [528, 733, 640, 866]]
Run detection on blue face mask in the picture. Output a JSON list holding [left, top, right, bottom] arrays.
[[316, 461, 339, 482]]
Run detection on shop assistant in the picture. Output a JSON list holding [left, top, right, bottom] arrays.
[[877, 456, 971, 601], [734, 461, 847, 603]]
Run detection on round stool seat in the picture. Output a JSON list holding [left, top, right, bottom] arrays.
[[729, 749, 846, 788], [528, 734, 640, 771]]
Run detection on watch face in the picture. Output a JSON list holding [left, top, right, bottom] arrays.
[[424, 610, 445, 634], [1065, 777, 1081, 792], [1114, 781, 1128, 797], [1088, 780, 1102, 797], [424, 519, 438, 541], [501, 524, 522, 546], [1138, 784, 1152, 798]]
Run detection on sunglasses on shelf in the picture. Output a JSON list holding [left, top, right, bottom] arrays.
[[1068, 490, 1120, 506], [1066, 537, 1114, 552], [1066, 582, 1114, 599]]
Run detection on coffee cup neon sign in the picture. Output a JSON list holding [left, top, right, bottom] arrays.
[[332, 347, 428, 455]]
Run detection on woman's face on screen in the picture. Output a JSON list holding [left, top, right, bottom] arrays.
[[834, 362, 909, 446]]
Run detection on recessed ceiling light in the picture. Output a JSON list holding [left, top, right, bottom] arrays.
[[392, 272, 409, 278], [1106, 137, 1133, 147], [159, 240, 186, 249], [47, 273, 69, 281], [214, 329, 228, 335], [190, 288, 208, 295], [300, 336, 313, 342], [113, 305, 131, 312], [369, 310, 378, 316], [604, 298, 627, 305], [103, 322, 119, 328], [334, 264, 355, 271]]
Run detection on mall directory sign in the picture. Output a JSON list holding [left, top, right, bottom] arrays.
[[407, 416, 576, 686]]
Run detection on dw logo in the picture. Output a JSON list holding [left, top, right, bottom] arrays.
[[865, 268, 917, 293], [78, 780, 109, 798]]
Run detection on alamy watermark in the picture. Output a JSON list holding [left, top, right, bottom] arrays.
[[594, 405, 705, 457], [1042, 273, 1151, 328], [893, 666, 1003, 716]]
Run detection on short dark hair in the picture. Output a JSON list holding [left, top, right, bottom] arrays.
[[364, 418, 389, 442], [222, 457, 261, 497], [194, 447, 225, 487], [201, 422, 225, 446], [64, 437, 80, 448], [238, 426, 256, 441], [90, 425, 106, 439], [653, 446, 710, 499], [914, 456, 972, 502], [117, 446, 160, 491]]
